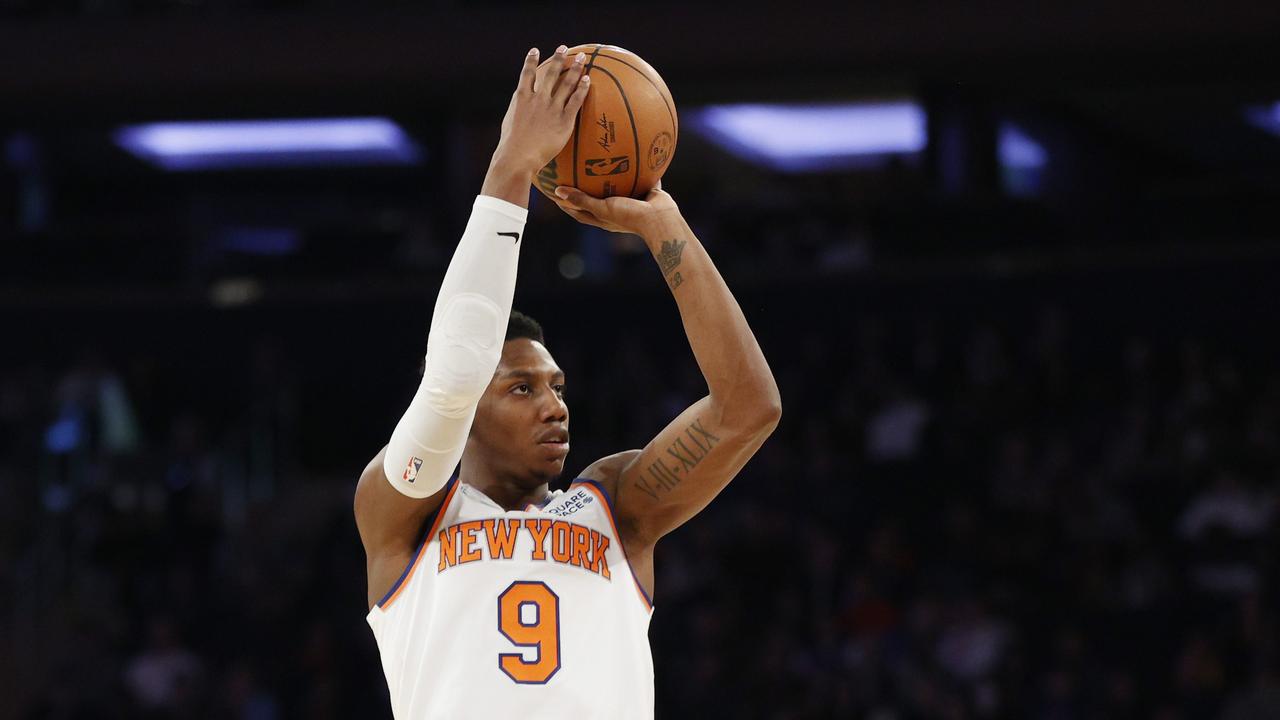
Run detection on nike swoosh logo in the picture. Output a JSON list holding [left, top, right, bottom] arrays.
[[497, 231, 520, 243]]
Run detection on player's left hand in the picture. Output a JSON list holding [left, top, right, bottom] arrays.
[[494, 46, 592, 175], [552, 182, 680, 236]]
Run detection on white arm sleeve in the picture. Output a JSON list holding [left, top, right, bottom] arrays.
[[382, 195, 527, 498]]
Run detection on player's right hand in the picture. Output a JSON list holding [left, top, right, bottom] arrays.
[[494, 46, 591, 175], [552, 181, 680, 237]]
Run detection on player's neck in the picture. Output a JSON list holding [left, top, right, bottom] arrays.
[[458, 459, 551, 511]]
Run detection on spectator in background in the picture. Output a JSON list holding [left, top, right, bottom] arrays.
[[1179, 471, 1273, 596], [124, 617, 203, 718]]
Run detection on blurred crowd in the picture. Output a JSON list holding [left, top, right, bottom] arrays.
[[651, 303, 1280, 719], [2, 270, 1279, 719]]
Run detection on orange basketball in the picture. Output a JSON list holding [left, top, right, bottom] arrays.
[[534, 44, 678, 200]]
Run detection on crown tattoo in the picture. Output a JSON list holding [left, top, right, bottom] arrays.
[[657, 238, 686, 275]]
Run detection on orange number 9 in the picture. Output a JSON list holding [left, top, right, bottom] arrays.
[[497, 581, 561, 684]]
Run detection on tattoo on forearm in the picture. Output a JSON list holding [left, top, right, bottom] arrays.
[[535, 158, 559, 195], [656, 238, 686, 290], [632, 418, 721, 501]]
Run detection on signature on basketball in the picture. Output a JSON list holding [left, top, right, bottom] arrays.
[[596, 113, 616, 153]]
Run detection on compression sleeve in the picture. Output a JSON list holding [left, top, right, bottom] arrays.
[[382, 195, 526, 498]]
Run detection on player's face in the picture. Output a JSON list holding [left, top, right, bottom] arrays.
[[472, 338, 570, 484]]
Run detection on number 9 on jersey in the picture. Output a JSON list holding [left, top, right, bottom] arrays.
[[497, 581, 562, 684]]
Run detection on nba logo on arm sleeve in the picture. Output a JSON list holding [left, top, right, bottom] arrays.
[[403, 456, 424, 483]]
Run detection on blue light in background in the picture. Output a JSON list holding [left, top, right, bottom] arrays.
[[219, 227, 302, 256], [45, 416, 83, 454], [998, 122, 1049, 197], [114, 117, 422, 171], [998, 123, 1048, 170], [688, 101, 927, 172], [6, 132, 49, 232], [1244, 102, 1280, 137]]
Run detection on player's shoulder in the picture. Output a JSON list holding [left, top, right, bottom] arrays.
[[576, 449, 642, 497], [575, 449, 648, 548], [579, 449, 642, 481]]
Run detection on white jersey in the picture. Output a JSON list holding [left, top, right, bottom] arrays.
[[366, 476, 655, 720]]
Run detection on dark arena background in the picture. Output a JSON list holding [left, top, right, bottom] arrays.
[[4, 1, 1280, 718]]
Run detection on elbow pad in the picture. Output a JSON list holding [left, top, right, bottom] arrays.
[[383, 195, 526, 498], [420, 292, 504, 416]]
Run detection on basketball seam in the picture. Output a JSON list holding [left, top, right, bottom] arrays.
[[588, 63, 640, 198], [574, 45, 606, 192], [594, 51, 678, 139]]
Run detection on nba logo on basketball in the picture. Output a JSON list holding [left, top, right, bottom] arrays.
[[403, 457, 424, 483]]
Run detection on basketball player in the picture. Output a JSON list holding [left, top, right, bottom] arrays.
[[355, 45, 780, 719]]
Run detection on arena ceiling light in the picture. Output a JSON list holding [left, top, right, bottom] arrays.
[[998, 123, 1049, 198], [687, 101, 927, 172], [1244, 102, 1280, 138], [114, 117, 422, 171], [998, 124, 1048, 171]]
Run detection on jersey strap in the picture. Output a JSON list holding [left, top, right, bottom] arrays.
[[571, 479, 654, 612], [377, 474, 461, 611]]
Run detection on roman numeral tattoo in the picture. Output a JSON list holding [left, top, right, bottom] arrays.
[[632, 418, 722, 501]]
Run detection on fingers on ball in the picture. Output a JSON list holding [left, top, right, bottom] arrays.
[[519, 48, 539, 92], [533, 45, 566, 93], [565, 69, 590, 110], [552, 53, 586, 104]]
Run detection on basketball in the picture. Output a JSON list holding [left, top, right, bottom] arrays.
[[534, 44, 678, 200]]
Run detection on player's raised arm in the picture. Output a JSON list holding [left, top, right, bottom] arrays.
[[552, 184, 782, 547], [355, 46, 590, 609]]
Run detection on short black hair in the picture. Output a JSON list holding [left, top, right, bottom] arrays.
[[419, 310, 544, 377], [506, 310, 545, 345]]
